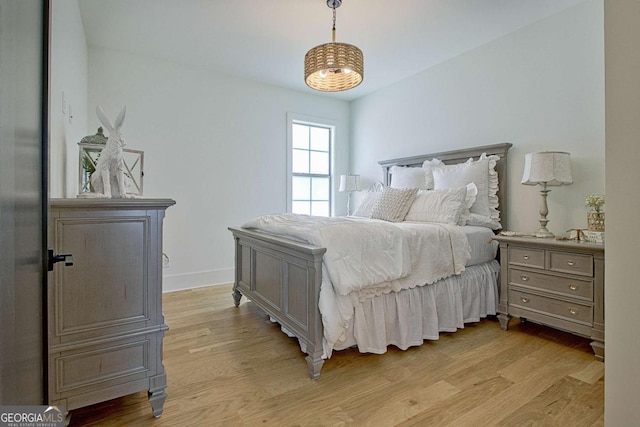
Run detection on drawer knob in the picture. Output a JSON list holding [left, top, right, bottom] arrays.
[[523, 255, 529, 260], [521, 275, 530, 282], [569, 284, 579, 291], [567, 260, 575, 266], [520, 297, 530, 303], [568, 308, 579, 315]]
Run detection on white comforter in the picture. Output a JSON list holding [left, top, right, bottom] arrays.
[[241, 214, 472, 356], [242, 214, 411, 296]]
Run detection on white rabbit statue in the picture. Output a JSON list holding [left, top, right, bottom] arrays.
[[81, 105, 133, 199]]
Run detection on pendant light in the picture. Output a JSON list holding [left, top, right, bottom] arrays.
[[304, 0, 364, 92]]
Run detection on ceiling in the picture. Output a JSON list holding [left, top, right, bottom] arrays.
[[78, 0, 587, 101]]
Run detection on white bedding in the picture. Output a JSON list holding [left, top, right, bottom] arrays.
[[242, 214, 471, 300], [333, 260, 499, 354], [242, 214, 497, 358], [463, 226, 499, 266]]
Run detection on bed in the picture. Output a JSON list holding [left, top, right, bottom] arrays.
[[228, 143, 512, 379]]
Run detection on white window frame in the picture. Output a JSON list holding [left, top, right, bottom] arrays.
[[286, 113, 336, 216]]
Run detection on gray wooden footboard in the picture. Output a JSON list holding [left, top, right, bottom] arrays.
[[228, 227, 327, 379]]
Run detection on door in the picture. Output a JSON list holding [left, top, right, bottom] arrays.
[[0, 0, 49, 404]]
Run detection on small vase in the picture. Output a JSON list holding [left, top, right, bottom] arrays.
[[587, 212, 605, 231]]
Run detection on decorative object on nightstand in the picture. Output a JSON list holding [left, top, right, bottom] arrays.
[[585, 193, 605, 231], [339, 174, 361, 215], [494, 234, 604, 361], [521, 151, 573, 238]]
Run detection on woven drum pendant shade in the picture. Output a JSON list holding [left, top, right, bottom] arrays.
[[304, 0, 364, 92], [304, 42, 364, 92]]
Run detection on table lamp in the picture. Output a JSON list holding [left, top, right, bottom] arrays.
[[521, 151, 573, 237], [339, 174, 360, 216]]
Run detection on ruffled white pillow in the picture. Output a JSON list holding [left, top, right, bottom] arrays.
[[432, 153, 501, 226], [458, 182, 478, 226], [466, 213, 502, 230]]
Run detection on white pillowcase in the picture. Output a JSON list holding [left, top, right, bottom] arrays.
[[432, 153, 501, 226], [421, 158, 443, 190], [405, 186, 469, 225], [466, 213, 502, 230], [458, 182, 478, 226], [390, 166, 429, 189], [352, 192, 380, 218]]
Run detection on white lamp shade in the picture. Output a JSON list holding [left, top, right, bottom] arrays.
[[339, 174, 360, 192], [521, 152, 573, 186]]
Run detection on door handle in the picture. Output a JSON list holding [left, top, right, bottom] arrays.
[[47, 249, 74, 271]]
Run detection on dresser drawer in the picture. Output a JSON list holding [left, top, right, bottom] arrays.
[[52, 337, 152, 394], [509, 289, 593, 325], [547, 251, 593, 277], [509, 267, 593, 300], [509, 246, 545, 269]]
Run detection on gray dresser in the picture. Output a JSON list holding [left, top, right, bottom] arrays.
[[493, 235, 604, 361], [48, 199, 175, 418]]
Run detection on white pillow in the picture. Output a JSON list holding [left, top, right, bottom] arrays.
[[432, 153, 501, 225], [466, 213, 502, 230], [405, 186, 468, 225], [421, 158, 443, 190], [371, 187, 418, 222], [390, 166, 428, 189], [352, 192, 380, 218], [458, 182, 478, 226]]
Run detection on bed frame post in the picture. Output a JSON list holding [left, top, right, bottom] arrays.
[[229, 227, 327, 379], [232, 235, 243, 306]]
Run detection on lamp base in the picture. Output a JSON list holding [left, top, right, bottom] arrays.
[[534, 183, 554, 238], [534, 228, 554, 238]]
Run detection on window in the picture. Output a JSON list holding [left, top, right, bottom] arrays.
[[287, 116, 334, 217]]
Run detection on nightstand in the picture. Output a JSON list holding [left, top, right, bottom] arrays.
[[493, 234, 604, 360]]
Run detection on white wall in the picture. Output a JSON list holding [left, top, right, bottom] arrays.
[[604, 1, 640, 424], [87, 47, 351, 291], [49, 0, 87, 198], [351, 0, 604, 236]]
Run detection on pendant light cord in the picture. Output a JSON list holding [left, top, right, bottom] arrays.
[[332, 3, 337, 43]]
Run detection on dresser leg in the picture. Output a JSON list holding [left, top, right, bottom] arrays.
[[148, 372, 167, 417], [590, 340, 605, 361], [49, 399, 69, 425], [498, 313, 511, 331]]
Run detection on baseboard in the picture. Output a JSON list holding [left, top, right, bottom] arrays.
[[162, 268, 233, 293]]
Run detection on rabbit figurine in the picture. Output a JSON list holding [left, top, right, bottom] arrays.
[[81, 105, 133, 198]]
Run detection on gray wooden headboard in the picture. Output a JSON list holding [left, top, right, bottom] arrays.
[[378, 143, 513, 229]]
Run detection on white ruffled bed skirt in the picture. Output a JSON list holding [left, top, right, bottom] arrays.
[[332, 260, 500, 354]]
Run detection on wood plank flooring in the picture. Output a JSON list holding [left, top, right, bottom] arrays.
[[69, 284, 604, 426]]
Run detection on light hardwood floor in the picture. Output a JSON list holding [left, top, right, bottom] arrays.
[[70, 284, 604, 426]]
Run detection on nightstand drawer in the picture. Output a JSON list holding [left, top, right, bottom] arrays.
[[547, 251, 593, 277], [509, 247, 545, 269], [509, 268, 593, 300], [509, 289, 593, 325]]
